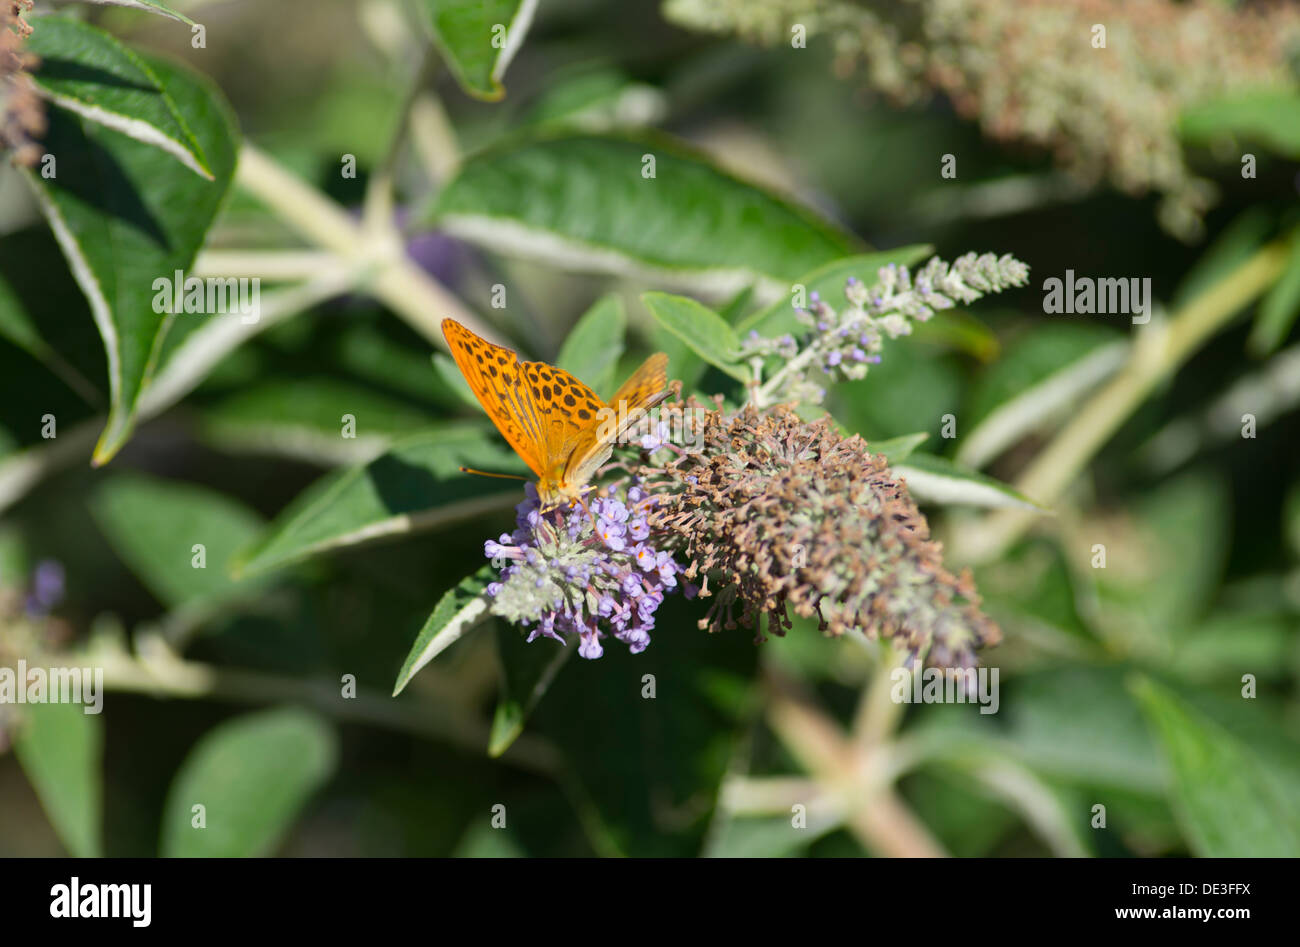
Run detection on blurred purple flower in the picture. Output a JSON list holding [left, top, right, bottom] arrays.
[[25, 558, 64, 617]]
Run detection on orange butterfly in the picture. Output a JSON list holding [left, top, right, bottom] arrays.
[[441, 318, 671, 508]]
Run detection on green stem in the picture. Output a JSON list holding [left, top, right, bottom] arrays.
[[752, 340, 817, 407], [192, 250, 339, 281], [233, 143, 494, 344], [851, 643, 909, 750]]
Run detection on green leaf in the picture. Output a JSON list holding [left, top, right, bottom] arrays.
[[90, 473, 265, 609], [429, 134, 859, 298], [199, 379, 442, 465], [1092, 471, 1228, 646], [416, 0, 539, 101], [236, 428, 525, 578], [1131, 676, 1300, 856], [974, 539, 1097, 646], [393, 565, 496, 696], [0, 269, 47, 357], [734, 246, 934, 337], [867, 431, 928, 465], [25, 27, 239, 464], [1168, 612, 1293, 682], [893, 452, 1047, 512], [956, 760, 1092, 857], [453, 821, 527, 857], [1247, 233, 1300, 356], [653, 323, 707, 396], [13, 701, 103, 857], [524, 68, 665, 134], [489, 624, 573, 756], [27, 18, 211, 178], [988, 667, 1167, 794], [957, 325, 1127, 469], [1180, 89, 1300, 160], [717, 285, 755, 325], [80, 0, 196, 24], [642, 291, 746, 381], [556, 294, 626, 396], [160, 707, 337, 857]]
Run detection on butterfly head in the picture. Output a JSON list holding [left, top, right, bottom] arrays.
[[537, 471, 591, 511]]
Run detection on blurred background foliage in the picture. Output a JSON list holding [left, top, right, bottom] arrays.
[[1, 0, 1299, 857]]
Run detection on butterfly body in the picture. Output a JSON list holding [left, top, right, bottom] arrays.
[[441, 318, 670, 508]]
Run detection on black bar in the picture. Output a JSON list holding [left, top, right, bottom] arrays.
[[3, 857, 1288, 932]]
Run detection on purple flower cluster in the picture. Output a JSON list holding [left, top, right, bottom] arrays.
[[741, 253, 1029, 407], [483, 483, 690, 659]]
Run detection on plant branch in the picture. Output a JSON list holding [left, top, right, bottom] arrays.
[[192, 250, 340, 281], [851, 644, 909, 751], [720, 776, 827, 815], [751, 347, 809, 408], [409, 91, 462, 184], [234, 142, 494, 344], [762, 667, 948, 857]]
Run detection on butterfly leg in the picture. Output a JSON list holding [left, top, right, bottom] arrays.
[[574, 489, 600, 532]]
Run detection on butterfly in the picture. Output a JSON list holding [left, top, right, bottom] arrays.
[[441, 318, 671, 509]]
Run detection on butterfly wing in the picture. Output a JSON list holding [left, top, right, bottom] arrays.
[[518, 360, 607, 478], [607, 352, 670, 417], [562, 352, 670, 486], [441, 318, 547, 478]]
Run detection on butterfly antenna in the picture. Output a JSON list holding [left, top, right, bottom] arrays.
[[458, 466, 528, 481]]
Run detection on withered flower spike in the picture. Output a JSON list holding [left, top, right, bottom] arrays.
[[639, 402, 1000, 669], [2, 1, 45, 168]]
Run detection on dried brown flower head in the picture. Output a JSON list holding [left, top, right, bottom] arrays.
[[640, 402, 1000, 668], [666, 0, 1300, 240], [2, 0, 44, 168]]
